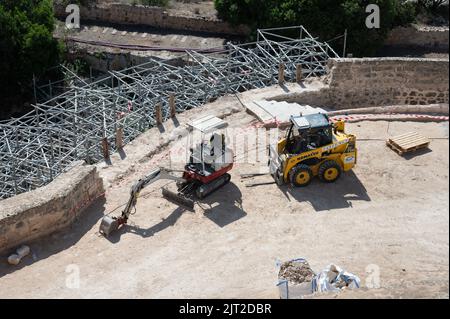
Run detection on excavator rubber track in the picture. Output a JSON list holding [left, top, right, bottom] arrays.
[[195, 173, 231, 199]]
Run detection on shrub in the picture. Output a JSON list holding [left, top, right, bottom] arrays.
[[0, 0, 62, 114], [214, 0, 416, 57], [418, 0, 447, 11]]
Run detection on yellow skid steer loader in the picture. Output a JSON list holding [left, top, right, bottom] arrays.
[[268, 113, 357, 187]]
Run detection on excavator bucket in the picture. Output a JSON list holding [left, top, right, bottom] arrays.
[[99, 215, 119, 237], [162, 187, 195, 211]]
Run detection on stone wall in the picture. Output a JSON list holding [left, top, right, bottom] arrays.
[[270, 84, 332, 108], [326, 57, 449, 109], [54, 3, 249, 36], [267, 58, 449, 110], [0, 163, 104, 254], [386, 25, 449, 51], [83, 50, 148, 72]]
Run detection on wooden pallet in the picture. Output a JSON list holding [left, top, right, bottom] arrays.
[[386, 132, 430, 155]]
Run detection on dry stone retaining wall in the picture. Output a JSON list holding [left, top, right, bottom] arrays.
[[54, 3, 249, 36], [326, 58, 449, 109], [0, 163, 104, 254], [269, 58, 449, 110]]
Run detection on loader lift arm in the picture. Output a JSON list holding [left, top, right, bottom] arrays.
[[99, 168, 191, 236]]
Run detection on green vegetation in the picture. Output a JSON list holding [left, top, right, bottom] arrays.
[[418, 0, 447, 11], [214, 0, 416, 57], [63, 58, 90, 79], [416, 0, 448, 25], [0, 0, 62, 115]]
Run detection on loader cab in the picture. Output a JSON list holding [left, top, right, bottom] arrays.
[[285, 113, 333, 154]]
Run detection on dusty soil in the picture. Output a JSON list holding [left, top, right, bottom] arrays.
[[166, 0, 217, 19], [56, 20, 227, 50], [377, 46, 449, 59], [55, 19, 228, 60], [55, 0, 231, 60], [99, 0, 218, 19], [0, 96, 448, 298]]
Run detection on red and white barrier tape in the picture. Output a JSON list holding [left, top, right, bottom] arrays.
[[329, 113, 449, 123]]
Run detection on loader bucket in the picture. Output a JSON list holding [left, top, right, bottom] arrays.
[[162, 187, 195, 211], [99, 215, 119, 237]]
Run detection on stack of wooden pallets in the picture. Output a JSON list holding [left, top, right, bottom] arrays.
[[386, 132, 431, 155]]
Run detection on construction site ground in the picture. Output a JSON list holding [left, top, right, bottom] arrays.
[[0, 94, 448, 299]]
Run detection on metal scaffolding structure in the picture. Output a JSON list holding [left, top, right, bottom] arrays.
[[0, 26, 338, 200]]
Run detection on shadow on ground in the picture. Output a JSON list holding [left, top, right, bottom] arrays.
[[106, 182, 246, 243], [198, 182, 246, 228], [0, 197, 107, 278], [401, 148, 433, 160], [107, 206, 187, 243], [281, 171, 371, 212]]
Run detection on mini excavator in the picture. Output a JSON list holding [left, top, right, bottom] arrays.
[[99, 116, 234, 236]]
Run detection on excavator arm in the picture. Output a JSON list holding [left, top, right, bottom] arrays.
[[99, 168, 191, 236]]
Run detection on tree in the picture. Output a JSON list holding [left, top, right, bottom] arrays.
[[0, 0, 62, 117], [214, 0, 416, 57], [418, 0, 447, 11]]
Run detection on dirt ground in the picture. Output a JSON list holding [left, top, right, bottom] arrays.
[[101, 0, 218, 19], [55, 19, 229, 60], [166, 0, 217, 19], [54, 0, 231, 60], [0, 104, 448, 298], [55, 18, 228, 51]]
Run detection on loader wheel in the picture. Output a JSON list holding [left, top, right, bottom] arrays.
[[319, 161, 342, 183], [289, 164, 313, 187]]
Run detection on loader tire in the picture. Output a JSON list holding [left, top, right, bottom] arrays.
[[319, 160, 342, 183], [289, 164, 313, 187]]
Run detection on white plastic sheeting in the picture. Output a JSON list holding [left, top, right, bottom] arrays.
[[277, 259, 361, 299], [312, 264, 361, 293]]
